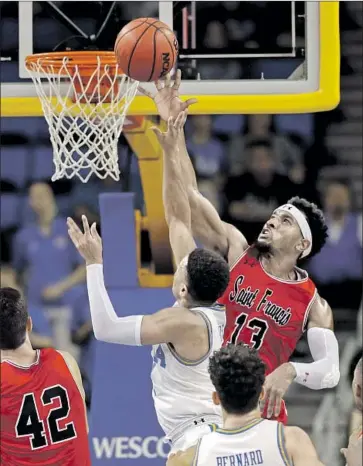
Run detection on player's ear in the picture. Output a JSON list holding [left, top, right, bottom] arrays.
[[26, 316, 33, 333], [180, 283, 188, 298], [212, 391, 221, 406], [297, 238, 310, 255]]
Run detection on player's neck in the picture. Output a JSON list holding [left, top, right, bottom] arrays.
[[1, 339, 37, 365], [222, 408, 262, 431], [261, 252, 298, 281]]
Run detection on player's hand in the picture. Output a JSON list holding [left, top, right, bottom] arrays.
[[42, 283, 65, 301], [139, 69, 197, 121], [151, 111, 187, 153], [67, 216, 103, 266], [261, 362, 296, 419], [341, 431, 363, 466]]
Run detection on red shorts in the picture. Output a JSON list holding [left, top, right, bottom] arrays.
[[262, 399, 288, 425]]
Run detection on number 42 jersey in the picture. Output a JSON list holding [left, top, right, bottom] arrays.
[[1, 348, 90, 466]]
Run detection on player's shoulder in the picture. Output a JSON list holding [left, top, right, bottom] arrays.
[[172, 306, 209, 330], [57, 350, 80, 371], [284, 425, 312, 447]]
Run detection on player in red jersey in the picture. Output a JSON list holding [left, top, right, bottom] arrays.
[[0, 287, 91, 466], [141, 70, 340, 425]]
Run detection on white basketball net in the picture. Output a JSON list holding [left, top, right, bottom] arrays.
[[26, 56, 139, 182]]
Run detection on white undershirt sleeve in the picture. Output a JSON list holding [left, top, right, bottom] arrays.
[[290, 327, 340, 390], [86, 264, 143, 346]]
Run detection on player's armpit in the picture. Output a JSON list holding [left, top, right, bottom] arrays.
[[166, 446, 197, 466], [284, 426, 325, 466], [58, 351, 89, 432], [188, 188, 248, 264], [140, 307, 204, 347], [307, 294, 334, 331]]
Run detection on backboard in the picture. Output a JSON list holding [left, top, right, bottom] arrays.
[[1, 1, 340, 115]]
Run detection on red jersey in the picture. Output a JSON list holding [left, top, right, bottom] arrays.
[[1, 348, 91, 466], [219, 248, 317, 375]]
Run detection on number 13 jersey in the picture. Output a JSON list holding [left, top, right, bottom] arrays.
[[0, 348, 90, 466], [218, 248, 317, 375]]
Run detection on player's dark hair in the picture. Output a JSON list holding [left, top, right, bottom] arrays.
[[287, 196, 329, 258], [186, 248, 229, 305], [0, 288, 28, 350], [209, 343, 266, 415]]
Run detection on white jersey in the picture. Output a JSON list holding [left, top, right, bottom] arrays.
[[150, 305, 225, 443], [194, 419, 292, 466]]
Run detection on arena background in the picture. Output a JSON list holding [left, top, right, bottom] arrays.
[[0, 2, 362, 465]]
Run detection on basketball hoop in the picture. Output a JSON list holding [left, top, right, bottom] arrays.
[[25, 51, 139, 182]]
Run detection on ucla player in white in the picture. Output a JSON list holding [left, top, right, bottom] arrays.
[[168, 343, 328, 466], [67, 112, 229, 455]]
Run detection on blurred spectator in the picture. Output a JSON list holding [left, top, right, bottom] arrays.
[[228, 114, 304, 183], [0, 265, 53, 349], [12, 182, 86, 309], [187, 115, 226, 179], [307, 180, 362, 310], [186, 115, 226, 210], [223, 139, 298, 242]]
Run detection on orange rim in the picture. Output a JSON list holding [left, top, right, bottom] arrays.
[[25, 51, 123, 76]]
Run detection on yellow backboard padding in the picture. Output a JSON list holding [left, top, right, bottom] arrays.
[[1, 2, 339, 116]]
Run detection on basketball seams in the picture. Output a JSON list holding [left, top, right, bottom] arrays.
[[147, 28, 158, 82], [125, 22, 157, 78], [114, 18, 150, 53]]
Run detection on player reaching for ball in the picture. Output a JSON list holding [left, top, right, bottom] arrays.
[[141, 70, 340, 425], [67, 114, 230, 455]]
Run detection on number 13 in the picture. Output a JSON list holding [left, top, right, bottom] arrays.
[[230, 313, 268, 350]]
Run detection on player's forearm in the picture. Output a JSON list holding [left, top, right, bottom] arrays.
[[86, 264, 143, 346], [163, 146, 192, 229], [177, 131, 198, 190], [290, 327, 340, 389]]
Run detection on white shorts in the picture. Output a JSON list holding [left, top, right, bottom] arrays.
[[168, 423, 213, 457]]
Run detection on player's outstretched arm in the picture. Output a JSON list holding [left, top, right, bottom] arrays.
[[263, 295, 340, 418], [152, 112, 196, 265], [289, 294, 340, 390], [285, 426, 325, 466], [140, 71, 248, 264], [67, 216, 202, 347]]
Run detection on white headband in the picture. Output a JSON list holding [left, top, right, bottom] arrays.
[[274, 204, 312, 258]]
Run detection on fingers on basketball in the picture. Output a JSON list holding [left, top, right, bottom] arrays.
[[164, 73, 172, 88], [155, 79, 164, 91], [173, 69, 182, 89]]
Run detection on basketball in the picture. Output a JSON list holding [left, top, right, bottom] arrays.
[[114, 18, 178, 82]]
